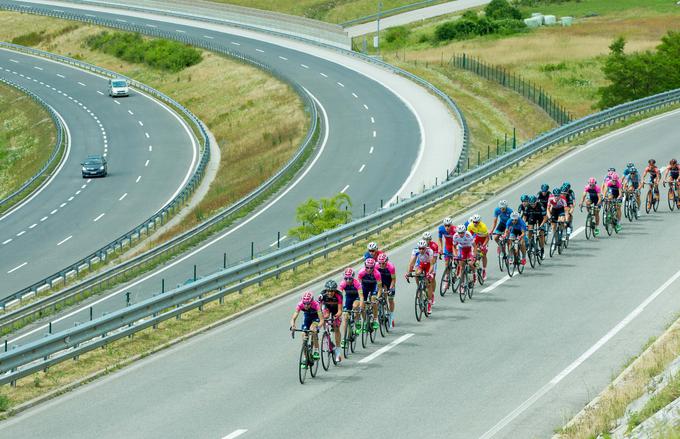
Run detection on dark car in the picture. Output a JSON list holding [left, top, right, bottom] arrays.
[[81, 155, 107, 178]]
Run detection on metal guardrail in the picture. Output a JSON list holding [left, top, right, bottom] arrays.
[[340, 0, 442, 27], [0, 6, 320, 309], [2, 87, 679, 384], [0, 77, 64, 211]]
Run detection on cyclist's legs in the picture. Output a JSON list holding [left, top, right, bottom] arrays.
[[309, 322, 320, 349], [387, 286, 396, 314]]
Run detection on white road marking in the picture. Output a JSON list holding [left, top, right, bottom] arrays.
[[364, 104, 369, 110], [269, 235, 287, 247], [16, 231, 25, 237], [119, 193, 127, 201], [138, 121, 144, 127], [175, 29, 186, 33], [59, 202, 66, 208], [57, 236, 72, 246], [203, 35, 214, 39], [371, 117, 375, 124], [81, 184, 86, 189], [300, 64, 309, 69], [50, 209, 57, 215], [341, 184, 350, 193], [278, 56, 288, 61], [359, 333, 414, 363], [359, 164, 365, 173], [146, 24, 157, 28], [77, 81, 86, 86], [478, 267, 680, 439], [75, 190, 81, 195], [320, 72, 328, 78], [145, 132, 150, 138], [9, 59, 18, 63], [96, 90, 104, 95], [40, 216, 47, 222], [128, 110, 134, 115], [136, 176, 141, 183], [85, 13, 95, 17], [570, 226, 585, 238], [2, 239, 11, 245], [255, 48, 264, 53], [352, 92, 358, 98], [68, 196, 74, 201], [93, 213, 105, 222], [369, 146, 374, 154], [373, 131, 377, 138], [222, 430, 248, 439], [7, 262, 27, 274], [116, 19, 127, 22], [148, 145, 153, 152], [337, 82, 344, 87], [28, 224, 37, 229], [144, 159, 149, 167], [231, 41, 241, 46], [481, 275, 511, 293], [33, 66, 43, 71], [114, 101, 120, 105]]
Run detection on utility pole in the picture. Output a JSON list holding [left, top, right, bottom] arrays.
[[376, 1, 383, 56]]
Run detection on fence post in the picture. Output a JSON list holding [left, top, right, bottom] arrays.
[[487, 145, 490, 161], [223, 252, 227, 268], [251, 242, 254, 260], [513, 127, 517, 150], [162, 278, 165, 294], [478, 150, 481, 166]]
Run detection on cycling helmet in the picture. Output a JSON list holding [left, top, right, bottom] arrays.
[[443, 217, 453, 226], [498, 200, 508, 208], [520, 194, 529, 202], [588, 177, 597, 186], [528, 195, 537, 204], [611, 172, 619, 181], [456, 224, 466, 233], [367, 242, 378, 251], [471, 213, 481, 223], [365, 258, 376, 269], [627, 162, 634, 169], [540, 184, 549, 192], [324, 280, 338, 291], [649, 159, 656, 165], [561, 183, 569, 193], [510, 212, 520, 220], [671, 159, 678, 165], [417, 239, 428, 249], [552, 188, 561, 195], [422, 231, 432, 241], [608, 167, 616, 172], [377, 253, 388, 264], [301, 291, 314, 304], [563, 182, 571, 190], [344, 267, 355, 278]]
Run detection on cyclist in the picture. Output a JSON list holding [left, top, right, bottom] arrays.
[[561, 182, 576, 236], [622, 166, 641, 208], [376, 253, 396, 328], [604, 172, 623, 232], [438, 217, 456, 282], [467, 214, 489, 280], [523, 195, 548, 257], [503, 212, 527, 265], [318, 280, 343, 362], [641, 159, 661, 204], [290, 291, 324, 364], [406, 239, 436, 314], [537, 184, 551, 212], [339, 268, 364, 344], [547, 187, 568, 235], [453, 224, 477, 282], [663, 158, 680, 192], [358, 258, 382, 331], [364, 241, 384, 261], [491, 200, 513, 254], [517, 194, 530, 217], [580, 178, 603, 236], [422, 231, 439, 305]]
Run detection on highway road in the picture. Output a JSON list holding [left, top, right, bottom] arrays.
[[2, 109, 679, 439], [0, 48, 198, 297], [0, 0, 461, 326]]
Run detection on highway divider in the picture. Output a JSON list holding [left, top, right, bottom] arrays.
[[1, 86, 678, 386], [0, 78, 65, 214]]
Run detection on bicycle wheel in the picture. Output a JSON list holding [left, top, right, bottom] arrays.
[[439, 268, 450, 296], [458, 269, 467, 303], [549, 231, 558, 258], [669, 188, 675, 211], [477, 265, 485, 286], [377, 300, 387, 338], [361, 313, 369, 349], [321, 331, 331, 371], [497, 244, 504, 272], [653, 190, 660, 211], [517, 251, 525, 275], [502, 246, 510, 273], [585, 214, 592, 240], [414, 287, 424, 322], [536, 240, 543, 266], [646, 190, 652, 213], [557, 228, 564, 254], [624, 198, 631, 221], [528, 239, 536, 268], [634, 198, 640, 219], [309, 340, 319, 378], [350, 318, 357, 353], [507, 249, 516, 277], [369, 310, 377, 343], [423, 284, 431, 318], [342, 320, 351, 358], [298, 342, 308, 384], [604, 211, 612, 236], [467, 268, 474, 299]]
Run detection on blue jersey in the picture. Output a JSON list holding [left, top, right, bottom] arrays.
[[438, 225, 454, 242], [494, 207, 513, 225], [505, 218, 527, 234]]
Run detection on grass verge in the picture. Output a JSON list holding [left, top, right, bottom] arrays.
[[2, 104, 675, 416], [0, 82, 56, 200]]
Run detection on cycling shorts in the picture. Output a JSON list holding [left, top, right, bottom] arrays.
[[456, 247, 474, 260], [550, 207, 565, 223], [343, 293, 359, 311], [608, 188, 620, 199], [473, 235, 486, 247], [493, 222, 507, 235], [670, 170, 680, 181], [302, 314, 320, 331], [362, 285, 378, 301]]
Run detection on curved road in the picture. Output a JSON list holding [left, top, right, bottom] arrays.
[[2, 110, 680, 438], [0, 48, 198, 296]]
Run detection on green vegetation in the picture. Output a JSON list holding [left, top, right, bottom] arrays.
[[10, 24, 79, 46], [628, 374, 680, 431], [598, 31, 680, 109], [0, 82, 56, 200], [289, 193, 352, 240], [85, 31, 202, 72], [0, 394, 9, 412]]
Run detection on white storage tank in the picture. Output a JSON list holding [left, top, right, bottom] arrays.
[[560, 16, 574, 26], [524, 16, 543, 28], [543, 15, 557, 25]]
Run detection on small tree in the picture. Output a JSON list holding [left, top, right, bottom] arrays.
[[484, 0, 522, 20], [288, 193, 352, 241]]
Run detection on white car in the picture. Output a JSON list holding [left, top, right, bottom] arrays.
[[108, 78, 129, 97]]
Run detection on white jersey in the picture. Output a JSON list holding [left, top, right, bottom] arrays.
[[453, 231, 474, 248], [412, 247, 435, 265]]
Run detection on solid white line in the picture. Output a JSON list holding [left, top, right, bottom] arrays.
[[341, 184, 350, 193], [119, 193, 127, 201], [359, 164, 365, 173], [278, 56, 287, 61], [77, 81, 86, 86], [136, 176, 141, 183], [371, 117, 375, 123], [116, 18, 127, 22], [138, 121, 144, 127], [33, 66, 43, 71], [359, 333, 414, 363], [570, 226, 585, 239], [478, 267, 680, 439], [28, 224, 37, 229], [222, 429, 248, 439], [300, 64, 308, 69], [2, 239, 11, 245], [146, 24, 157, 28], [337, 82, 344, 87], [369, 146, 374, 154], [269, 235, 287, 247], [128, 110, 134, 115], [144, 159, 149, 167], [352, 92, 358, 98], [481, 275, 510, 293], [16, 231, 25, 237], [203, 35, 214, 39], [93, 213, 105, 222], [145, 132, 150, 138], [320, 72, 327, 78], [85, 13, 95, 17], [175, 29, 185, 33], [97, 91, 104, 95], [7, 262, 27, 274], [255, 48, 264, 53], [57, 235, 72, 246], [231, 41, 240, 46], [10, 87, 331, 345]]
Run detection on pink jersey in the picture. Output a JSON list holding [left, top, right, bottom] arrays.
[[548, 194, 568, 209], [378, 261, 396, 275], [295, 299, 320, 313], [452, 231, 474, 248], [357, 267, 382, 283], [339, 278, 361, 293], [583, 184, 602, 194], [606, 179, 622, 189]]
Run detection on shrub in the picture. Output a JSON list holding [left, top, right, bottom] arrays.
[[494, 18, 528, 35], [385, 26, 411, 45], [485, 0, 522, 20], [540, 61, 568, 72], [0, 394, 9, 412], [11, 31, 46, 46]]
